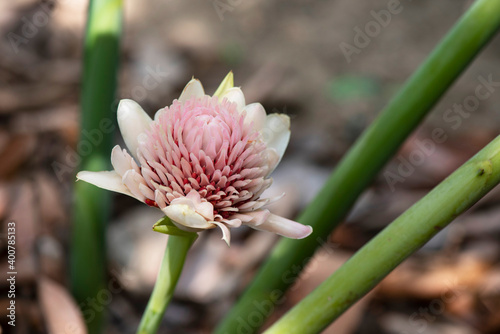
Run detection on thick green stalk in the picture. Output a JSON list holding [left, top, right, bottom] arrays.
[[137, 233, 198, 334], [71, 0, 122, 332], [215, 1, 500, 333], [265, 135, 500, 333]]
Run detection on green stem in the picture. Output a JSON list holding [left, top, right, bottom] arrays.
[[215, 1, 500, 333], [70, 0, 122, 332], [137, 233, 198, 334], [265, 135, 500, 333]]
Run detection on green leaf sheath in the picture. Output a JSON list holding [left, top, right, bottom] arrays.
[[152, 216, 200, 238], [71, 0, 122, 333], [265, 135, 500, 334], [137, 233, 198, 334], [214, 1, 500, 333]]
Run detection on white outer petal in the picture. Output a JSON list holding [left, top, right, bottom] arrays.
[[221, 87, 245, 112], [243, 103, 267, 130], [264, 148, 280, 177], [122, 170, 146, 202], [213, 221, 231, 246], [261, 114, 291, 162], [235, 210, 270, 226], [117, 99, 152, 160], [154, 107, 165, 121], [185, 190, 214, 220], [179, 79, 205, 103], [76, 171, 136, 199], [111, 145, 135, 176], [195, 202, 215, 221], [163, 203, 213, 229], [247, 214, 312, 239]]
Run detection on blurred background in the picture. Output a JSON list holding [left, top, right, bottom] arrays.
[[1, 0, 500, 333]]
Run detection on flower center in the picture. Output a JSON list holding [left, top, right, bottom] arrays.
[[137, 96, 270, 221]]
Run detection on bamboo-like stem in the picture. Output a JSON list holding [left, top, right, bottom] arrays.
[[215, 1, 500, 332], [137, 233, 198, 334], [265, 135, 500, 333], [70, 0, 122, 333]]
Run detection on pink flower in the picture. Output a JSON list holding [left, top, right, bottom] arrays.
[[77, 73, 312, 245]]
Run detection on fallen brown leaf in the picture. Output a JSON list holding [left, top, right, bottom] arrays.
[[38, 277, 87, 334]]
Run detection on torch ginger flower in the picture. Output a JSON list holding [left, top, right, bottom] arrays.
[[77, 73, 313, 245]]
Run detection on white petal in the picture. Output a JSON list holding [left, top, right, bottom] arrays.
[[137, 133, 148, 149], [243, 103, 267, 130], [111, 145, 135, 176], [169, 196, 196, 208], [196, 202, 215, 221], [76, 171, 136, 199], [154, 107, 165, 121], [177, 190, 214, 221], [179, 78, 205, 103], [122, 170, 146, 202], [223, 218, 242, 228], [248, 214, 312, 239], [213, 71, 234, 98], [213, 221, 231, 246], [185, 189, 202, 204], [163, 203, 213, 229], [261, 114, 291, 162], [221, 87, 245, 112], [264, 148, 280, 176], [117, 99, 152, 160], [232, 210, 270, 227]]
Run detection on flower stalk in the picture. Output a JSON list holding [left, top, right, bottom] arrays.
[[215, 0, 500, 332], [265, 134, 500, 334], [137, 223, 198, 334]]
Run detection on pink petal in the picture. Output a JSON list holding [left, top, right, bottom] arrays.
[[139, 183, 155, 201], [155, 189, 168, 209]]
